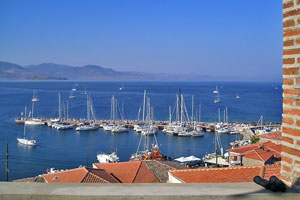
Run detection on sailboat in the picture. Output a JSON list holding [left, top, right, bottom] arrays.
[[214, 93, 221, 103], [236, 90, 240, 99], [32, 90, 39, 102], [82, 87, 88, 95], [17, 125, 36, 146], [69, 90, 76, 99], [213, 86, 219, 94], [25, 91, 44, 125], [76, 94, 99, 131], [110, 96, 128, 133], [119, 83, 124, 91], [72, 83, 77, 91]]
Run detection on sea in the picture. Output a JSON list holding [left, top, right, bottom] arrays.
[[0, 81, 282, 181]]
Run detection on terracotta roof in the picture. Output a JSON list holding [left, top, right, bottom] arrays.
[[243, 148, 274, 162], [257, 131, 281, 141], [227, 141, 281, 159], [169, 165, 281, 183], [93, 161, 159, 183], [42, 167, 119, 183]]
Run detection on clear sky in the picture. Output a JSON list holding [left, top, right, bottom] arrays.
[[0, 0, 282, 81]]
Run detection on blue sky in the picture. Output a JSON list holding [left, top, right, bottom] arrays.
[[0, 0, 282, 81]]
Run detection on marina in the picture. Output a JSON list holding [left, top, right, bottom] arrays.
[[0, 81, 282, 181]]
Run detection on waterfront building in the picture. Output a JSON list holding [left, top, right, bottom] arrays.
[[227, 141, 281, 167]]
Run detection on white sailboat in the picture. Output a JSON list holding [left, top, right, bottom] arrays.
[[119, 83, 124, 91], [214, 93, 221, 103], [31, 90, 39, 102], [25, 91, 44, 125], [72, 83, 77, 91], [236, 90, 240, 99], [17, 125, 36, 146], [213, 86, 219, 94], [76, 94, 99, 131], [69, 90, 76, 99]]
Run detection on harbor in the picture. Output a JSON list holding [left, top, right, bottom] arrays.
[[0, 81, 282, 181]]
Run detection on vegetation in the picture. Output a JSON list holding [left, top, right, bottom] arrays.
[[251, 136, 260, 144]]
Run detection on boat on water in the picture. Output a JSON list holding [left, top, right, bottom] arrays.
[[191, 130, 204, 137], [236, 90, 240, 99], [97, 152, 119, 163], [72, 83, 77, 91], [119, 83, 124, 91], [178, 130, 192, 137], [130, 145, 164, 161], [213, 86, 219, 94], [25, 91, 44, 125], [111, 125, 128, 133], [17, 125, 36, 146], [76, 94, 99, 131], [214, 93, 221, 103], [32, 90, 40, 102], [69, 90, 76, 99]]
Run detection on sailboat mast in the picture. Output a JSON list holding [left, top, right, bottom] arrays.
[[87, 94, 90, 121], [180, 94, 183, 124], [58, 93, 61, 119], [218, 108, 220, 123], [142, 90, 146, 122], [32, 101, 34, 119], [169, 105, 172, 123], [67, 100, 69, 120], [199, 104, 201, 123], [25, 106, 27, 119], [191, 95, 194, 122]]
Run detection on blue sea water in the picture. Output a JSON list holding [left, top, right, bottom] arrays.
[[0, 81, 282, 181]]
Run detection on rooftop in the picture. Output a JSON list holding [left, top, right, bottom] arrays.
[[169, 165, 281, 183], [257, 131, 282, 141], [16, 167, 120, 183], [227, 141, 281, 159], [93, 161, 159, 183]]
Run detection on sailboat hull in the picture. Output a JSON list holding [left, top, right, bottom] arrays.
[[17, 138, 36, 146]]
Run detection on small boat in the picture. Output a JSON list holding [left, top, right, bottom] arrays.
[[32, 90, 40, 102], [213, 86, 219, 94], [25, 118, 44, 125], [236, 90, 240, 99], [76, 122, 99, 131], [17, 125, 36, 146], [111, 125, 128, 133], [178, 130, 192, 137], [82, 87, 88, 95], [191, 131, 204, 137], [119, 83, 124, 91], [214, 93, 221, 103], [69, 90, 76, 99], [72, 83, 77, 91], [97, 152, 119, 163]]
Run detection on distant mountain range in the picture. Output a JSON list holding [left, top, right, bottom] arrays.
[[0, 61, 212, 81]]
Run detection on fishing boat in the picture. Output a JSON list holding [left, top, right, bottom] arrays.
[[17, 125, 36, 146], [213, 86, 219, 94], [76, 94, 99, 131], [97, 152, 119, 163]]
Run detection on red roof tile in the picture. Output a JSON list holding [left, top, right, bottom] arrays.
[[243, 148, 274, 162], [169, 165, 281, 183], [257, 131, 282, 141], [93, 161, 159, 183], [43, 167, 119, 183], [227, 141, 281, 158]]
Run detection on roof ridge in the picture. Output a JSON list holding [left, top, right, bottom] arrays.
[[131, 161, 143, 183], [154, 160, 176, 170]]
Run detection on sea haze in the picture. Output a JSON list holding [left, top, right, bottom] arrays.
[[0, 81, 282, 181]]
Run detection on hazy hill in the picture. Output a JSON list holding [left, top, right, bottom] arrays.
[[0, 61, 66, 80]]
